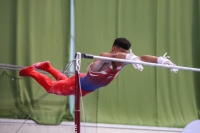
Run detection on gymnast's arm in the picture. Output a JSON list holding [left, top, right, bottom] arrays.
[[99, 52, 127, 59], [91, 53, 159, 71], [139, 54, 178, 73], [138, 55, 158, 63], [93, 53, 169, 66], [139, 54, 176, 65], [100, 52, 159, 63], [91, 53, 177, 73]]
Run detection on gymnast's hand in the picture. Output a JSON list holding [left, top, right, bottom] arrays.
[[126, 49, 143, 71], [157, 53, 178, 73]]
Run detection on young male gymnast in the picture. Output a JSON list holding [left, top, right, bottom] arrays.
[[19, 38, 178, 96]]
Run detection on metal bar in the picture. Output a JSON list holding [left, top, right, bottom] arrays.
[[81, 53, 200, 72]]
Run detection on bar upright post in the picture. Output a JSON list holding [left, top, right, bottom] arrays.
[[75, 52, 81, 133]]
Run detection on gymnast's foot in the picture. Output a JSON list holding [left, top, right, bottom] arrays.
[[19, 66, 34, 76], [33, 61, 50, 70]]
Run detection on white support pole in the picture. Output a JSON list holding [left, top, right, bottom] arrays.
[[69, 0, 75, 118]]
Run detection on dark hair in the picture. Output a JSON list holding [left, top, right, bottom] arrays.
[[113, 38, 131, 50]]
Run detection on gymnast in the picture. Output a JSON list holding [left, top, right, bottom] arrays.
[[19, 38, 178, 96]]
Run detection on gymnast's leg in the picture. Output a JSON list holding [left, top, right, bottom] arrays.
[[19, 66, 75, 95], [33, 61, 68, 80], [19, 66, 55, 92]]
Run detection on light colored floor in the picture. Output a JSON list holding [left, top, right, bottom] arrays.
[[81, 123, 183, 133], [0, 118, 183, 133]]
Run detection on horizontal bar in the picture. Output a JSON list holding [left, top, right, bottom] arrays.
[[81, 53, 93, 59], [81, 53, 200, 72]]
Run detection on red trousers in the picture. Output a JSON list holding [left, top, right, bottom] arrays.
[[22, 65, 90, 96]]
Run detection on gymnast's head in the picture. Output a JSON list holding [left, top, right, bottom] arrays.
[[111, 38, 131, 53]]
